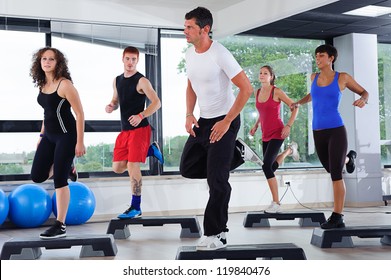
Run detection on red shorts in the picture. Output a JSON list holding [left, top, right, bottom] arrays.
[[113, 125, 151, 163]]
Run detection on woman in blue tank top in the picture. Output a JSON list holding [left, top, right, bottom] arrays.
[[292, 44, 369, 229]]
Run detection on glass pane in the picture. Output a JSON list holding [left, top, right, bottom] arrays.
[[219, 35, 324, 168], [51, 37, 148, 173], [52, 37, 145, 120], [0, 132, 149, 175], [51, 21, 158, 54], [0, 30, 45, 120], [378, 43, 391, 165], [160, 35, 195, 172], [160, 33, 324, 171], [77, 133, 150, 172]]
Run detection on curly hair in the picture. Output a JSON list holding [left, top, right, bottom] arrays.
[[30, 47, 72, 90]]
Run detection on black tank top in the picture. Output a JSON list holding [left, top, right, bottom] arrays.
[[37, 80, 76, 134], [116, 72, 149, 131]]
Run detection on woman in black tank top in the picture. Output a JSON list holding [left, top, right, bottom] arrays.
[[30, 47, 86, 239]]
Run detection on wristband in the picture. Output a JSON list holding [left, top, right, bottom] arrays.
[[186, 113, 193, 117], [39, 134, 44, 137], [286, 124, 291, 128], [138, 113, 144, 119], [360, 97, 368, 104]]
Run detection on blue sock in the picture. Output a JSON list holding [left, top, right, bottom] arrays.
[[131, 195, 141, 211], [147, 145, 153, 157]]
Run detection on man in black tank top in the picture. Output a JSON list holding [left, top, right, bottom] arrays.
[[105, 46, 162, 219]]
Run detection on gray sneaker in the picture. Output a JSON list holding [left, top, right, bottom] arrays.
[[264, 201, 281, 213], [288, 141, 300, 162], [236, 138, 263, 166]]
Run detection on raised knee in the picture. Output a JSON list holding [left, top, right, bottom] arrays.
[[31, 175, 46, 184], [112, 166, 125, 174]]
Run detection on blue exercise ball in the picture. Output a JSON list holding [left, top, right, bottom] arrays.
[[8, 184, 52, 228], [52, 181, 96, 225], [0, 189, 9, 225]]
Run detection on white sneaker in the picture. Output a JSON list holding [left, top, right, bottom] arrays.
[[264, 201, 281, 213], [288, 141, 300, 162], [236, 138, 263, 166], [196, 232, 227, 251]]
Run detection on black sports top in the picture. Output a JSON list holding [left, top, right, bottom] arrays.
[[37, 79, 76, 134], [116, 72, 149, 131]]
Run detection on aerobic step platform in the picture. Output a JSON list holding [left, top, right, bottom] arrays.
[[311, 225, 391, 248], [243, 211, 326, 227], [106, 216, 202, 239], [176, 243, 307, 260], [0, 234, 118, 260]]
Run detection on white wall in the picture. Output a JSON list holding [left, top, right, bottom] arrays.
[[4, 168, 387, 223]]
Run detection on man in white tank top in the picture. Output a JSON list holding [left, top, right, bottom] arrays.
[[180, 7, 254, 251]]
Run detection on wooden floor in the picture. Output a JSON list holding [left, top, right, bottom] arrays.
[[0, 207, 390, 260]]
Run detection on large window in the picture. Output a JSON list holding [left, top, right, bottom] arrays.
[[2, 17, 390, 178], [220, 35, 324, 169], [160, 32, 324, 172], [0, 19, 156, 177], [52, 37, 149, 172]]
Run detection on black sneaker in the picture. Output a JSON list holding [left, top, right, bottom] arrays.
[[320, 212, 345, 229], [40, 220, 67, 239], [346, 150, 357, 173], [69, 163, 78, 182]]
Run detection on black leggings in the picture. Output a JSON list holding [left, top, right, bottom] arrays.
[[262, 139, 284, 179], [31, 132, 76, 188], [313, 126, 347, 181], [179, 115, 243, 236]]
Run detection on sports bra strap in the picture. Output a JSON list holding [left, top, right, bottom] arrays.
[[56, 79, 66, 91]]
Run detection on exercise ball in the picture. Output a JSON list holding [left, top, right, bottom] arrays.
[[0, 189, 9, 225], [52, 181, 96, 225], [8, 184, 52, 228]]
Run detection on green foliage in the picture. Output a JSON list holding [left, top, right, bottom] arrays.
[[162, 135, 187, 167], [0, 164, 24, 174], [77, 161, 103, 172], [216, 36, 323, 162], [80, 143, 114, 168]]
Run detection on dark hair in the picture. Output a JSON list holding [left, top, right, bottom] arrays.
[[123, 46, 139, 58], [185, 6, 213, 30], [261, 65, 276, 85], [315, 44, 338, 63], [30, 47, 72, 90]]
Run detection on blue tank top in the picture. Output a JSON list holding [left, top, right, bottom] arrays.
[[311, 72, 344, 130]]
